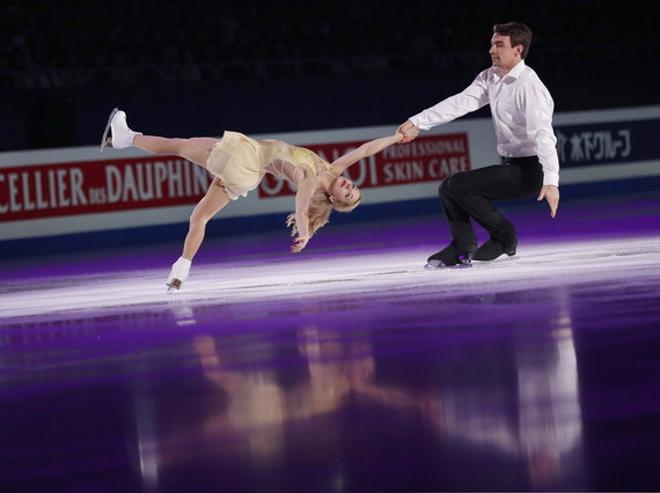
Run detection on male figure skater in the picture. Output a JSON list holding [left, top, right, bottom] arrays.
[[399, 22, 560, 267]]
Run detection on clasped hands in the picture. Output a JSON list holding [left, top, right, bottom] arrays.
[[396, 120, 419, 143]]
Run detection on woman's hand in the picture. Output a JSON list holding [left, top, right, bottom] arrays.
[[290, 236, 310, 253]]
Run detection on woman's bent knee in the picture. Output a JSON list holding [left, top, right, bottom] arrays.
[[189, 214, 210, 229]]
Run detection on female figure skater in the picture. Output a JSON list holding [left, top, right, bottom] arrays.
[[101, 108, 402, 290]]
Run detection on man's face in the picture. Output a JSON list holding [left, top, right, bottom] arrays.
[[489, 33, 522, 71]]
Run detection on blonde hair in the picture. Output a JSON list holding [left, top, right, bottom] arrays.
[[286, 188, 362, 238]]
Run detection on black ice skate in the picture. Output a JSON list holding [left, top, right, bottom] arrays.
[[474, 224, 518, 261], [425, 242, 474, 269]]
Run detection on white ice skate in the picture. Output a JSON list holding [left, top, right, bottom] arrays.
[[100, 108, 140, 151], [166, 257, 192, 292]]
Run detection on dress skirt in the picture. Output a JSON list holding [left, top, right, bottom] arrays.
[[205, 131, 264, 200]]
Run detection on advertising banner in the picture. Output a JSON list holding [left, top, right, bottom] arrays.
[[0, 157, 211, 221], [555, 118, 660, 168]]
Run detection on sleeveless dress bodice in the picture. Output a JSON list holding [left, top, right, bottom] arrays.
[[205, 131, 329, 200]]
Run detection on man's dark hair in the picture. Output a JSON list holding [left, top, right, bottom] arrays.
[[493, 22, 532, 59]]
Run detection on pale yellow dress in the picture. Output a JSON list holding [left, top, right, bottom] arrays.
[[206, 131, 329, 201], [206, 131, 334, 238]]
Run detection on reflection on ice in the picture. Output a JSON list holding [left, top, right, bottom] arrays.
[[126, 302, 587, 489]]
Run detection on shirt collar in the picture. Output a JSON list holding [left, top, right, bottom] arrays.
[[506, 59, 526, 79], [492, 59, 526, 81]]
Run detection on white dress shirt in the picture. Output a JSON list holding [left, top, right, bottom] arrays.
[[410, 60, 560, 186]]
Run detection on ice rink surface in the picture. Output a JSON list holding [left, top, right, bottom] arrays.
[[3, 235, 660, 319], [2, 193, 660, 492]]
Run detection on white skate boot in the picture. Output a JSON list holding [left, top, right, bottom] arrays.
[[100, 108, 141, 151], [166, 257, 192, 292]]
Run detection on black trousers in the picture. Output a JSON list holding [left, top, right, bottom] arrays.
[[438, 156, 543, 252]]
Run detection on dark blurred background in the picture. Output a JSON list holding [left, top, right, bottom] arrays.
[[1, 0, 658, 151]]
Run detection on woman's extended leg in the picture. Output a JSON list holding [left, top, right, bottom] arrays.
[[182, 178, 230, 259], [106, 108, 219, 167], [167, 178, 230, 291], [133, 135, 219, 168]]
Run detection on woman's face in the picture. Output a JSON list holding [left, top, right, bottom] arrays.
[[330, 176, 360, 204]]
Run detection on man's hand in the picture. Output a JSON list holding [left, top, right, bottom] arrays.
[[397, 120, 419, 143], [290, 236, 309, 253], [537, 185, 560, 218]]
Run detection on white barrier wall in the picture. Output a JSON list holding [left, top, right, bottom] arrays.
[[1, 106, 659, 242]]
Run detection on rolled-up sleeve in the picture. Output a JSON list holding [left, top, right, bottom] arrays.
[[520, 82, 560, 187], [409, 70, 490, 130]]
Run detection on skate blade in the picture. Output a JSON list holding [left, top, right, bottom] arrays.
[[424, 260, 472, 270], [166, 279, 182, 293], [99, 107, 119, 151], [424, 259, 450, 270]]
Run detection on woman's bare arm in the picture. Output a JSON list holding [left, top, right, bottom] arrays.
[[290, 181, 315, 253], [331, 133, 403, 174]]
